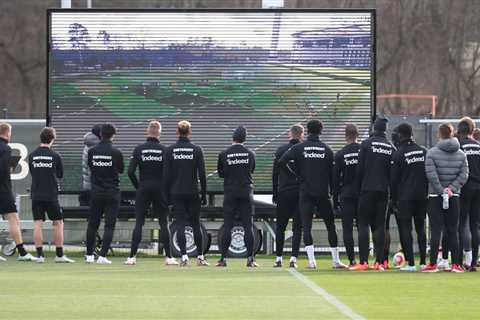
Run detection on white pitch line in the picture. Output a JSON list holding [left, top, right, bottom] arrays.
[[287, 269, 366, 320]]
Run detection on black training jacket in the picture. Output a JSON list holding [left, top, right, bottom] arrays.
[[272, 139, 300, 197], [333, 142, 360, 200], [278, 135, 333, 198], [28, 146, 63, 201], [87, 140, 124, 194], [390, 139, 428, 201], [217, 143, 255, 196], [0, 138, 12, 195], [163, 137, 206, 197], [357, 132, 395, 193], [459, 137, 480, 190], [128, 137, 166, 189]]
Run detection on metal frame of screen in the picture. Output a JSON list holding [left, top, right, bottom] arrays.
[[46, 8, 376, 194]]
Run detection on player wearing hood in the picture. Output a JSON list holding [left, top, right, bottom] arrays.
[[80, 124, 101, 205], [422, 123, 468, 273]]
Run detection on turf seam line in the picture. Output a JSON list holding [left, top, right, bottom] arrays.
[[287, 269, 366, 320]]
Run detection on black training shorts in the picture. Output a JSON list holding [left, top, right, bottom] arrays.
[[32, 200, 63, 221], [0, 192, 17, 216]]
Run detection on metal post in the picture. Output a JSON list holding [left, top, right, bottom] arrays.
[[2, 108, 7, 119], [87, 0, 92, 8]]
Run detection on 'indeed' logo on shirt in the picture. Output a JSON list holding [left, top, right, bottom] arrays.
[[32, 161, 53, 168], [303, 151, 325, 159], [92, 155, 113, 167], [173, 153, 193, 160], [142, 155, 163, 162]]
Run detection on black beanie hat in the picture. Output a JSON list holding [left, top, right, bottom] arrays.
[[373, 117, 388, 132], [232, 126, 247, 143]]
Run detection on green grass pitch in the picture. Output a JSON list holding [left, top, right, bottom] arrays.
[[1, 255, 479, 319]]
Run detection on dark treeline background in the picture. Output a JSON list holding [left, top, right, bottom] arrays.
[[1, 0, 480, 118]]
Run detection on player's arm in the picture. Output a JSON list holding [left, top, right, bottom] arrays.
[[162, 147, 173, 204], [277, 145, 296, 168], [56, 153, 64, 179], [0, 148, 11, 179], [128, 148, 139, 189], [116, 150, 125, 174], [87, 148, 93, 169], [196, 147, 207, 204], [217, 151, 225, 179], [390, 150, 402, 202], [327, 146, 335, 198], [332, 150, 343, 206], [272, 149, 280, 202], [356, 140, 368, 191], [250, 150, 256, 174]]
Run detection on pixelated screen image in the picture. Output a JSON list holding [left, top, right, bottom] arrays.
[[48, 10, 374, 192]]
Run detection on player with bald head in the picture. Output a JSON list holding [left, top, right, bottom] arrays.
[[126, 121, 177, 265], [0, 123, 37, 261]]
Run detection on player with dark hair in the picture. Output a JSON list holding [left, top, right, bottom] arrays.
[[279, 119, 346, 269], [29, 127, 74, 263], [390, 123, 428, 272], [422, 123, 468, 273], [456, 118, 480, 271], [216, 126, 257, 268], [85, 123, 124, 264], [272, 124, 304, 268], [125, 121, 178, 266], [333, 124, 360, 267], [164, 120, 208, 267], [0, 122, 37, 262], [351, 117, 395, 271]]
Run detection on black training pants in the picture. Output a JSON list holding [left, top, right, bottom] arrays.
[[130, 186, 171, 258], [276, 190, 302, 258], [428, 196, 460, 265], [357, 191, 388, 264], [299, 192, 337, 247], [221, 192, 255, 258], [172, 194, 203, 256], [397, 199, 427, 266], [459, 188, 480, 266], [340, 197, 358, 264], [86, 193, 120, 257]]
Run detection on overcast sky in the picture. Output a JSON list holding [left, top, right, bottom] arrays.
[[51, 11, 371, 50]]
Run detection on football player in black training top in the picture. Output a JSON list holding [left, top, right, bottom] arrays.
[[216, 126, 257, 268], [272, 124, 304, 268], [457, 117, 480, 271], [125, 121, 178, 266], [353, 117, 395, 271], [29, 127, 74, 263], [279, 119, 346, 269], [333, 124, 360, 268], [390, 123, 428, 272], [164, 121, 208, 267], [0, 123, 37, 262], [85, 123, 124, 265]]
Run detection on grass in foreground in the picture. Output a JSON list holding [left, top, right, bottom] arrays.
[[1, 255, 479, 320]]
